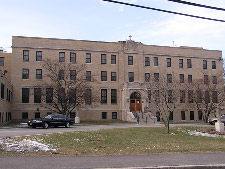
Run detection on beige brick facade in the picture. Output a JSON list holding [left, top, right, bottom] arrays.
[[11, 36, 223, 123], [0, 71, 13, 125], [0, 52, 11, 80]]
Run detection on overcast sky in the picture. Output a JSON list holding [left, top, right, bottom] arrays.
[[1, 0, 225, 57]]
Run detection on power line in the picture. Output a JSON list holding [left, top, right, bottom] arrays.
[[103, 0, 225, 23], [168, 0, 225, 12]]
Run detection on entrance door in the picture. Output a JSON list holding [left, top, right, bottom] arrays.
[[130, 92, 142, 112]]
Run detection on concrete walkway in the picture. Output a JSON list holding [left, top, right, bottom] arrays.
[[0, 153, 225, 169]]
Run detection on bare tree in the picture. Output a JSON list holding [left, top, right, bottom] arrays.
[[188, 74, 225, 123], [146, 72, 182, 134], [39, 59, 99, 117]]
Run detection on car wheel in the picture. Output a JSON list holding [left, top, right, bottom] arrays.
[[43, 122, 49, 129], [32, 126, 36, 128], [65, 122, 70, 128]]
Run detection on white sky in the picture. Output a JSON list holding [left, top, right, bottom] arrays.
[[1, 0, 225, 57]]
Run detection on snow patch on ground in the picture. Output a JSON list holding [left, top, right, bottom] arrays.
[[0, 138, 56, 152], [188, 131, 225, 138]]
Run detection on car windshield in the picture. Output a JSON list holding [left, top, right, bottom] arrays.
[[45, 115, 53, 119]]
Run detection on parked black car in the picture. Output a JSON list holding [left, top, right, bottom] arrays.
[[28, 114, 74, 129], [208, 115, 225, 125]]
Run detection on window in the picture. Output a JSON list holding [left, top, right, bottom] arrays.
[[58, 70, 64, 80], [101, 71, 107, 81], [86, 53, 91, 63], [101, 54, 106, 64], [180, 74, 184, 83], [148, 90, 151, 103], [180, 90, 185, 103], [145, 73, 150, 82], [129, 72, 134, 82], [86, 71, 91, 81], [187, 59, 192, 68], [111, 55, 116, 64], [23, 50, 29, 61], [212, 61, 216, 69], [167, 58, 171, 67], [168, 90, 173, 103], [22, 112, 28, 120], [69, 89, 76, 104], [0, 57, 4, 66], [46, 88, 53, 103], [128, 56, 133, 65], [154, 73, 159, 82], [196, 90, 202, 103], [36, 51, 42, 61], [58, 88, 65, 103], [212, 76, 217, 84], [34, 88, 41, 103], [156, 112, 160, 121], [70, 70, 76, 80], [111, 72, 117, 81], [101, 89, 107, 104], [145, 57, 150, 66], [167, 74, 172, 83], [203, 60, 207, 69], [36, 69, 42, 80], [70, 112, 76, 119], [169, 111, 173, 121], [188, 75, 192, 83], [181, 111, 185, 120], [1, 83, 4, 99], [212, 91, 218, 103], [154, 90, 160, 103], [85, 88, 92, 105], [205, 91, 210, 104], [102, 112, 107, 119], [70, 53, 76, 63], [111, 89, 117, 104], [198, 111, 203, 120], [59, 52, 65, 62], [154, 57, 158, 66], [112, 112, 117, 119], [22, 69, 29, 79], [179, 59, 183, 68], [204, 75, 209, 84], [35, 112, 40, 119], [190, 111, 194, 120], [6, 88, 9, 102], [188, 90, 193, 103], [22, 88, 29, 103]]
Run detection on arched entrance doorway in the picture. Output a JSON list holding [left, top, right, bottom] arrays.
[[130, 92, 142, 112]]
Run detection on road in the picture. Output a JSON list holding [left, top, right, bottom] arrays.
[[0, 123, 211, 138], [0, 153, 225, 169]]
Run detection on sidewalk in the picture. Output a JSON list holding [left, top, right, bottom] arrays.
[[0, 153, 225, 169]]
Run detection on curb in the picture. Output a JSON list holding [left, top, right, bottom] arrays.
[[97, 164, 225, 169]]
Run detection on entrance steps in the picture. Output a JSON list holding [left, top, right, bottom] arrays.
[[126, 112, 157, 123]]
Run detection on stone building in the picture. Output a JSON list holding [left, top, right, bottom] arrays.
[[0, 50, 13, 125], [0, 50, 11, 81], [11, 36, 223, 123], [0, 70, 13, 125]]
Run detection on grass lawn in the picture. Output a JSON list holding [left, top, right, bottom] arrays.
[[1, 126, 225, 156]]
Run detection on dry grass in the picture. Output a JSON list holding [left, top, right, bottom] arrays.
[[1, 127, 225, 156]]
